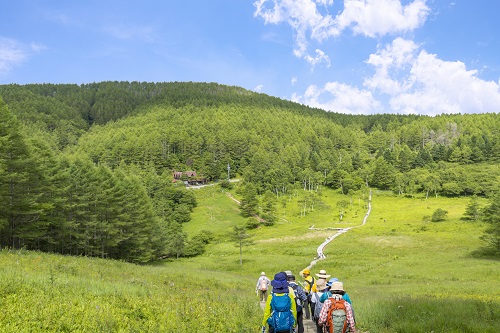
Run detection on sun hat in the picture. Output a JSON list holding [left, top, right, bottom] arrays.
[[315, 278, 328, 291], [302, 268, 310, 275], [284, 270, 293, 277], [271, 272, 289, 293], [261, 272, 266, 276], [330, 281, 344, 292], [315, 269, 331, 279], [326, 277, 339, 286]]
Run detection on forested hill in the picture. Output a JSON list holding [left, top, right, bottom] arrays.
[[0, 81, 422, 147], [1, 81, 499, 263]]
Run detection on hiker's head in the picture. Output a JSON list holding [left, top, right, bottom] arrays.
[[316, 278, 328, 291], [287, 274, 296, 282], [261, 272, 266, 276], [315, 269, 331, 279], [326, 277, 339, 288], [302, 268, 310, 276], [330, 281, 345, 295], [271, 272, 289, 293]]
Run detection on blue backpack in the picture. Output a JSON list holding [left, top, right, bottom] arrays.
[[267, 293, 295, 332]]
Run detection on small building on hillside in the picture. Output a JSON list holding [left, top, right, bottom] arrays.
[[173, 170, 207, 186]]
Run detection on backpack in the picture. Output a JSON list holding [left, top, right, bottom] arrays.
[[267, 293, 295, 332], [312, 292, 324, 320], [326, 298, 348, 333], [290, 284, 302, 313], [259, 278, 268, 291], [305, 276, 315, 292]]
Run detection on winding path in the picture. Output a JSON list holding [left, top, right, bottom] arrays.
[[304, 190, 372, 272]]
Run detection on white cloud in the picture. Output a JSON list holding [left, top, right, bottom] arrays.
[[254, 84, 264, 92], [304, 49, 331, 68], [364, 37, 500, 115], [291, 76, 298, 85], [337, 0, 430, 38], [254, 0, 430, 61], [293, 82, 382, 114], [0, 38, 44, 76]]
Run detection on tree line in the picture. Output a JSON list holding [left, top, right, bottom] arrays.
[[1, 81, 499, 261]]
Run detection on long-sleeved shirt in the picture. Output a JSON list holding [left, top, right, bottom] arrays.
[[317, 294, 355, 332], [262, 292, 297, 327], [256, 276, 271, 291]]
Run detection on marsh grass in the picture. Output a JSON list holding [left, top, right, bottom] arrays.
[[1, 186, 498, 332]]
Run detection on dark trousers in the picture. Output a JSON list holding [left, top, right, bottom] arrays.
[[297, 310, 304, 333], [303, 296, 311, 319], [268, 327, 292, 333]]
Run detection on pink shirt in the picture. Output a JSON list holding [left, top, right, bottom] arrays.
[[318, 294, 356, 332]]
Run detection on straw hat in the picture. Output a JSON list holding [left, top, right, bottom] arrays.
[[315, 269, 331, 279], [261, 272, 266, 276], [330, 281, 344, 292]]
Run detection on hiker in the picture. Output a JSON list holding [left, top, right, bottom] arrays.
[[318, 281, 356, 333], [309, 269, 331, 323], [262, 272, 297, 333], [311, 269, 331, 293], [311, 278, 329, 333], [257, 272, 272, 302], [320, 278, 355, 323], [299, 268, 315, 319], [288, 274, 308, 333]]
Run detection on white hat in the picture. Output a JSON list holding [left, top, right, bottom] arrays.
[[261, 272, 266, 276], [315, 269, 331, 279]]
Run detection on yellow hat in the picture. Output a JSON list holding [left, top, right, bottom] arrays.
[[302, 268, 310, 275]]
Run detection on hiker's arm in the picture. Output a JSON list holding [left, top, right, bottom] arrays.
[[290, 293, 297, 327], [317, 299, 330, 325], [346, 303, 356, 332]]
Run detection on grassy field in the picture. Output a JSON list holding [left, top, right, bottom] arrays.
[[1, 184, 499, 332]]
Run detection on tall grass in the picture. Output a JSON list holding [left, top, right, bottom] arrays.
[[0, 249, 261, 332], [1, 186, 498, 332]]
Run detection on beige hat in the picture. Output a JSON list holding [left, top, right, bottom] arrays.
[[315, 269, 331, 279], [316, 278, 328, 291], [330, 281, 344, 292], [261, 272, 266, 276]]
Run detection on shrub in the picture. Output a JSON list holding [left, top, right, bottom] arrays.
[[431, 208, 448, 222]]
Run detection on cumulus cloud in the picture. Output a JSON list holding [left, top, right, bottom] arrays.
[[254, 0, 430, 60], [364, 37, 500, 114], [254, 84, 264, 92], [337, 0, 430, 38], [0, 38, 44, 76], [293, 82, 382, 114]]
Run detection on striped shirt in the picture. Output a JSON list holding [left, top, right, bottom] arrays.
[[318, 294, 356, 332]]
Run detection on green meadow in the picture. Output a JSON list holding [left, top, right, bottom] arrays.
[[1, 185, 499, 332]]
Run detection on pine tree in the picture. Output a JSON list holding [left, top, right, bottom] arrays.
[[463, 195, 480, 222], [0, 99, 46, 249], [481, 193, 500, 255]]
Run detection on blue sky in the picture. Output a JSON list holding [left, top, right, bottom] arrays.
[[1, 0, 500, 116]]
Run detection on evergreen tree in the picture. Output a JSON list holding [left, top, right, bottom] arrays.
[[463, 195, 480, 222], [480, 193, 500, 255], [0, 99, 46, 249]]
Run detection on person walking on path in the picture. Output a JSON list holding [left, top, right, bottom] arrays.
[[311, 278, 329, 333], [288, 275, 308, 333], [262, 272, 297, 333], [299, 268, 315, 319], [320, 278, 355, 323], [318, 281, 356, 333], [257, 272, 272, 302]]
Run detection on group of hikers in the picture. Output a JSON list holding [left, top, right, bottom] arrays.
[[256, 269, 355, 333]]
